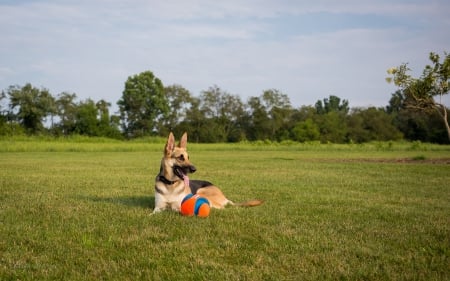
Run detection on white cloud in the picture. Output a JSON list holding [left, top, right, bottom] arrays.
[[0, 0, 449, 110]]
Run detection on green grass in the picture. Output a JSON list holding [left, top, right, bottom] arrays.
[[1, 139, 449, 280]]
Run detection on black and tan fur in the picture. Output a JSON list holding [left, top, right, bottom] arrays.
[[153, 132, 263, 213]]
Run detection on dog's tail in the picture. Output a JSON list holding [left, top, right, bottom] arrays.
[[231, 199, 264, 207]]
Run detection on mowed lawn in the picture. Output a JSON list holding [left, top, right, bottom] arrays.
[[1, 140, 449, 280]]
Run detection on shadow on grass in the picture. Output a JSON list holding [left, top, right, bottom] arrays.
[[80, 195, 155, 209]]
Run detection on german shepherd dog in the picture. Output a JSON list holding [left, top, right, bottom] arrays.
[[153, 132, 263, 214]]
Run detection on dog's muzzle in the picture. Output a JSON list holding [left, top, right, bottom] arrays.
[[174, 165, 196, 179]]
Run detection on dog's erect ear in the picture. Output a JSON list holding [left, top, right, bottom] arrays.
[[179, 132, 188, 149], [165, 132, 175, 155]]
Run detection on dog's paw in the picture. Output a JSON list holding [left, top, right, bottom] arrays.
[[151, 208, 162, 215]]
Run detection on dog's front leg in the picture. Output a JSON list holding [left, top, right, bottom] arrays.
[[152, 193, 167, 214]]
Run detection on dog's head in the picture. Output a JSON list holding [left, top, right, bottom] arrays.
[[162, 132, 196, 181]]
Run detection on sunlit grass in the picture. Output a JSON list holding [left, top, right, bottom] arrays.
[[1, 139, 449, 280], [1, 135, 449, 153]]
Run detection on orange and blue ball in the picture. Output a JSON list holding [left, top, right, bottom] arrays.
[[180, 194, 210, 217]]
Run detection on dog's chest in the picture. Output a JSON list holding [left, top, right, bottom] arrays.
[[154, 180, 188, 211], [155, 181, 185, 197]]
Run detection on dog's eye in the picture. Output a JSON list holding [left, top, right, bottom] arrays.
[[177, 155, 185, 161]]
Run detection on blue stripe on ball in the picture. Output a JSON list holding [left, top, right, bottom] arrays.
[[182, 194, 193, 204], [194, 197, 210, 215]]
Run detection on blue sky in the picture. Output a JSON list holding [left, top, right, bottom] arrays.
[[1, 0, 449, 112]]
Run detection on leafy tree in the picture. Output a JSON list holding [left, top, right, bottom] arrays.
[[96, 99, 111, 135], [386, 90, 404, 114], [7, 83, 56, 134], [387, 91, 448, 143], [290, 106, 316, 123], [291, 119, 320, 142], [109, 115, 122, 139], [0, 91, 12, 135], [55, 92, 77, 135], [179, 96, 204, 142], [246, 89, 292, 141], [166, 87, 246, 142], [219, 93, 246, 142], [0, 90, 25, 136], [98, 105, 121, 139], [261, 89, 292, 140], [74, 99, 99, 136], [0, 91, 6, 123], [386, 51, 450, 141], [313, 95, 349, 143], [347, 107, 403, 143], [162, 84, 193, 136], [117, 71, 168, 138], [200, 85, 224, 119], [315, 95, 349, 115], [314, 111, 348, 143], [199, 85, 246, 142], [246, 96, 271, 141]]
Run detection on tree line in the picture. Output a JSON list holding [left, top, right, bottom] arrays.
[[1, 52, 449, 143]]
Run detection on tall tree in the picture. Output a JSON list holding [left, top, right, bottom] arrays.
[[74, 99, 99, 136], [117, 71, 168, 138], [94, 99, 121, 138], [386, 51, 450, 141], [314, 111, 348, 143], [199, 85, 245, 142], [162, 84, 193, 136], [261, 89, 293, 140], [96, 99, 111, 134], [314, 95, 349, 143], [56, 92, 77, 135], [180, 96, 204, 142], [347, 107, 403, 143], [315, 95, 349, 115], [291, 119, 320, 142], [0, 91, 6, 123], [247, 96, 271, 141], [7, 83, 55, 134], [0, 91, 9, 134], [387, 91, 447, 143]]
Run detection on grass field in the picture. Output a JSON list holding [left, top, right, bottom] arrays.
[[1, 138, 449, 280]]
